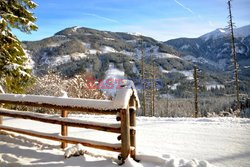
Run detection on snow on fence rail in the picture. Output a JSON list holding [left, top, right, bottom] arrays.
[[0, 81, 140, 163]]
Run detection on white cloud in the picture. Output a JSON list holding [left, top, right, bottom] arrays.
[[82, 12, 119, 24], [208, 21, 215, 27], [174, 0, 195, 15], [111, 17, 216, 41]]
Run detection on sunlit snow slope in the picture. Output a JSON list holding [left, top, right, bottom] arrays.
[[0, 116, 249, 167]]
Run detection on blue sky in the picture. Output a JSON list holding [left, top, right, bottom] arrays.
[[14, 0, 250, 41]]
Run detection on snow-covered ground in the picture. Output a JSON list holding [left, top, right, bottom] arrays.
[[168, 83, 180, 90], [129, 61, 139, 74], [206, 84, 225, 91], [159, 66, 170, 73], [100, 63, 125, 96], [1, 116, 250, 167], [169, 69, 194, 80], [101, 46, 118, 53], [158, 53, 181, 59], [159, 67, 194, 81]]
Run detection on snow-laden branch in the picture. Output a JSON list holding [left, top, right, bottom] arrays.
[[0, 85, 5, 94]]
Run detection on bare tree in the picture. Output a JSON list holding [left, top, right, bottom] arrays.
[[140, 46, 146, 116], [151, 59, 156, 116], [193, 66, 199, 118], [148, 56, 156, 116], [228, 0, 240, 110]]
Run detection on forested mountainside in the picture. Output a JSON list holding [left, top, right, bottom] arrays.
[[165, 25, 250, 80], [23, 26, 250, 98]]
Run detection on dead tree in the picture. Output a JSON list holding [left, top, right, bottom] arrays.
[[149, 56, 156, 116], [152, 60, 156, 116], [140, 47, 146, 116], [193, 66, 199, 118], [165, 88, 169, 117], [228, 0, 240, 110]]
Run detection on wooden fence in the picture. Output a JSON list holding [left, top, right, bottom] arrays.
[[0, 82, 140, 163]]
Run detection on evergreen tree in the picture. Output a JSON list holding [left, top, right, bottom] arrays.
[[0, 0, 38, 93]]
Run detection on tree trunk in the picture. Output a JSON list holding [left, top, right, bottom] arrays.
[[194, 66, 199, 118], [228, 0, 240, 110], [141, 48, 146, 116]]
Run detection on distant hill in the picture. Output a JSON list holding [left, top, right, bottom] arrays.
[[165, 25, 250, 81], [23, 26, 186, 76], [23, 26, 250, 97], [200, 25, 250, 40]]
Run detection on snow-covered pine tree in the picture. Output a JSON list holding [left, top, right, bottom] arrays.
[[0, 0, 38, 93]]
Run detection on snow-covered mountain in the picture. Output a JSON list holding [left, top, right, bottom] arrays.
[[236, 25, 250, 37], [200, 25, 250, 41], [200, 28, 229, 41], [165, 25, 250, 83], [23, 25, 250, 97], [24, 26, 200, 97], [23, 26, 184, 77]]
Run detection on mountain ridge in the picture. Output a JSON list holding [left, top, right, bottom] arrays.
[[199, 25, 250, 41], [23, 25, 250, 97], [165, 25, 250, 72]]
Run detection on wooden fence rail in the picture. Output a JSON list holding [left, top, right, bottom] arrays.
[[0, 82, 140, 163]]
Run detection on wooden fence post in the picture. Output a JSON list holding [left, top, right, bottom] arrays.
[[0, 103, 3, 125], [129, 96, 137, 160], [0, 115, 2, 125], [130, 108, 136, 159], [61, 110, 68, 149], [120, 108, 130, 162]]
